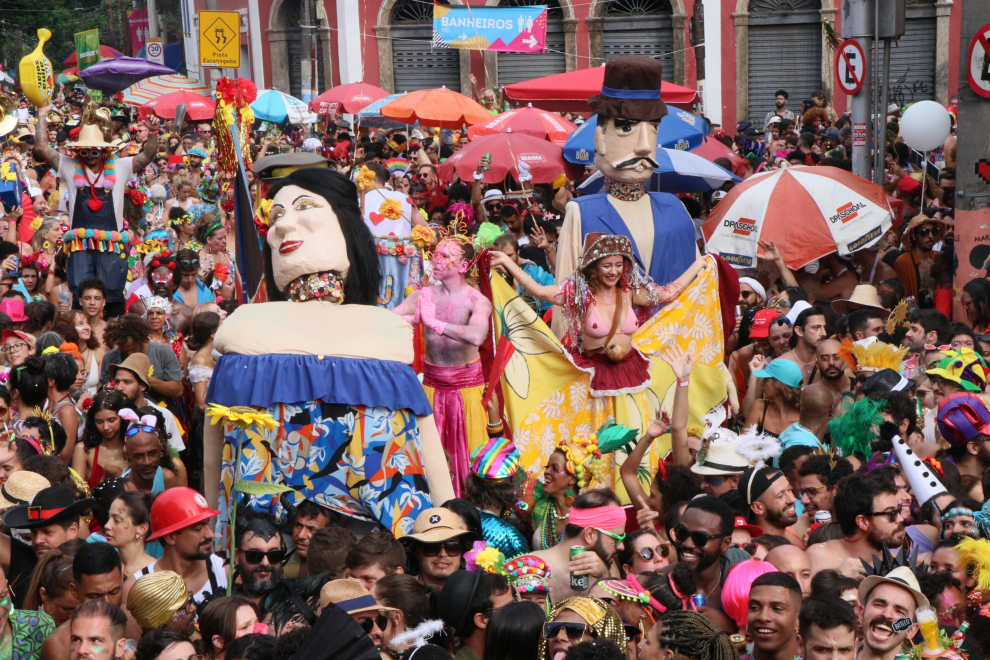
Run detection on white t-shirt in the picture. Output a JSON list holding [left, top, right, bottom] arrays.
[[57, 155, 135, 231], [154, 402, 186, 452], [362, 188, 413, 238], [136, 554, 227, 603]]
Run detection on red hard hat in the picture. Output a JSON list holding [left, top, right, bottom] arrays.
[[148, 487, 220, 540]]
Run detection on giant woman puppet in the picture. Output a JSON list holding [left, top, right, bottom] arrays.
[[204, 168, 454, 539], [554, 55, 698, 333]]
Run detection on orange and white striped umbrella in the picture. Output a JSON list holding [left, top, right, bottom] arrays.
[[701, 166, 893, 270]]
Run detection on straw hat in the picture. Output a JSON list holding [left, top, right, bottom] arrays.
[[319, 578, 399, 613], [901, 214, 947, 251], [0, 471, 50, 511], [830, 285, 890, 316], [126, 571, 189, 630], [859, 565, 929, 609], [66, 123, 115, 150], [690, 440, 749, 476]]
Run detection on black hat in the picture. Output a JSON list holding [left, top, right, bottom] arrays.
[[436, 570, 482, 637], [738, 466, 785, 506], [252, 153, 330, 184], [587, 55, 668, 122], [862, 369, 911, 395], [2, 485, 94, 530]]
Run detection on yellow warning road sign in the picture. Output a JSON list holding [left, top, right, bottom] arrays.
[[199, 10, 240, 68]]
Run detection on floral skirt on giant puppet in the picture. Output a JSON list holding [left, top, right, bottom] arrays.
[[489, 258, 728, 503]]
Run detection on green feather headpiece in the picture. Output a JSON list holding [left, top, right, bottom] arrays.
[[828, 397, 885, 459]]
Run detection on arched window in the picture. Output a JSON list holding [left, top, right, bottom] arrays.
[[602, 0, 674, 81], [496, 0, 566, 85], [391, 0, 460, 92], [746, 0, 822, 125], [887, 0, 936, 105]]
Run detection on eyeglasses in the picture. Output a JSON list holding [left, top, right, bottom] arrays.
[[125, 425, 157, 437], [179, 258, 200, 269], [916, 227, 939, 236], [730, 543, 757, 556], [637, 544, 670, 561], [871, 508, 900, 523], [798, 485, 828, 499], [594, 528, 626, 545], [1, 343, 28, 355], [420, 541, 464, 557], [358, 613, 389, 634], [670, 525, 725, 548], [75, 148, 104, 158], [544, 622, 588, 641], [242, 549, 286, 564]]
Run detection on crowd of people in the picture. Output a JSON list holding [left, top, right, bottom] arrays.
[[0, 52, 974, 660]]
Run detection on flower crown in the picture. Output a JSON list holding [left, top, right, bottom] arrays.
[[136, 239, 167, 256], [254, 199, 273, 239]]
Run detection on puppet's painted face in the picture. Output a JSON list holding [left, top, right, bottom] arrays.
[[593, 117, 660, 185], [267, 185, 349, 291]]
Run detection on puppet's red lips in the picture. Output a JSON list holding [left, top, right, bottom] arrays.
[[279, 240, 303, 254]]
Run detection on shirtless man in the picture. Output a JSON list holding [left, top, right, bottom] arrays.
[[806, 474, 905, 578], [394, 237, 492, 494], [801, 339, 852, 412], [777, 307, 827, 385]]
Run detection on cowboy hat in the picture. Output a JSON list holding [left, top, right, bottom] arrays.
[[859, 565, 929, 609], [2, 485, 94, 530], [65, 123, 116, 150], [830, 285, 890, 316], [690, 441, 749, 476], [901, 214, 947, 251]]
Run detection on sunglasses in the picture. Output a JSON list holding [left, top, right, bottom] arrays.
[[730, 542, 757, 556], [420, 541, 464, 557], [637, 544, 670, 561], [125, 425, 157, 437], [179, 259, 200, 269], [671, 525, 725, 548], [358, 613, 389, 634], [75, 148, 105, 158], [242, 549, 286, 564], [916, 227, 939, 236], [871, 508, 900, 523], [485, 203, 503, 211], [623, 624, 641, 642], [544, 622, 588, 641]]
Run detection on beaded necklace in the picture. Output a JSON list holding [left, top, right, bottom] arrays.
[[73, 152, 117, 212], [603, 178, 645, 201], [541, 503, 565, 549]]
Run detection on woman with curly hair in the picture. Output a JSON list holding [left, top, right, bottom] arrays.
[[73, 390, 130, 488]]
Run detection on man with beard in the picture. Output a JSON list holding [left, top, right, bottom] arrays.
[[798, 597, 858, 660], [925, 348, 987, 406], [109, 354, 184, 454], [738, 467, 801, 547], [801, 339, 852, 411], [806, 475, 904, 576], [234, 514, 285, 606], [663, 495, 749, 630], [936, 393, 990, 479], [796, 454, 852, 522], [764, 89, 795, 131], [747, 572, 801, 660], [777, 307, 828, 385], [893, 215, 948, 302], [856, 566, 926, 660], [142, 487, 226, 603], [101, 314, 184, 404], [320, 578, 406, 652], [402, 508, 476, 591], [532, 489, 627, 604], [68, 600, 129, 660]]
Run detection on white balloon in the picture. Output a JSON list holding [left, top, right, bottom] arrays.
[[899, 100, 952, 152]]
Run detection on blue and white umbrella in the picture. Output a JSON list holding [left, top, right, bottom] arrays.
[[357, 93, 412, 129], [564, 109, 709, 166], [251, 89, 318, 124], [577, 147, 741, 194]]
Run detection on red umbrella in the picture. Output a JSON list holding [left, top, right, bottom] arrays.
[[467, 106, 577, 146], [138, 90, 216, 121], [63, 45, 123, 66], [439, 132, 575, 185], [502, 67, 699, 113], [309, 82, 389, 115], [691, 137, 748, 178]]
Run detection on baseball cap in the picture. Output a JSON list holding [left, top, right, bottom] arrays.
[[738, 466, 786, 505], [749, 309, 781, 339], [752, 359, 803, 389]]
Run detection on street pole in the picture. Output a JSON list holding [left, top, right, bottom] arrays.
[[842, 0, 873, 180], [952, 13, 990, 320], [148, 0, 160, 39], [301, 0, 314, 103]]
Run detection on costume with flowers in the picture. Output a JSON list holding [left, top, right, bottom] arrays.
[[356, 165, 425, 310], [58, 104, 133, 305]]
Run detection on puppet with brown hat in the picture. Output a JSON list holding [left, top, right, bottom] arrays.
[[33, 102, 161, 312], [554, 55, 700, 335]]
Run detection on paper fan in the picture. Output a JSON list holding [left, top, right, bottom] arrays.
[[386, 157, 410, 176], [289, 602, 381, 660]]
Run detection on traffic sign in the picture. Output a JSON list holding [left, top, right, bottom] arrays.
[[146, 38, 164, 65], [968, 22, 990, 98], [199, 10, 240, 68], [835, 39, 865, 95]]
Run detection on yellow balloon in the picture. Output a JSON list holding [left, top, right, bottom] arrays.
[[19, 29, 54, 107]]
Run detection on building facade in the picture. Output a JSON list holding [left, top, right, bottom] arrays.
[[188, 0, 962, 127]]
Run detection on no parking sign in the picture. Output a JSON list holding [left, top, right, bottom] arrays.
[[835, 39, 865, 95], [968, 22, 990, 98]]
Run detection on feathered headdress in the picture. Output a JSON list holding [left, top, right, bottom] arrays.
[[389, 620, 447, 657], [828, 396, 885, 458], [837, 337, 907, 373], [734, 425, 782, 468], [956, 537, 990, 592]]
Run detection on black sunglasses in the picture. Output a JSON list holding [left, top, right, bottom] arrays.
[[544, 622, 588, 641], [871, 509, 900, 523], [358, 614, 389, 634], [242, 549, 286, 564], [420, 541, 464, 557], [671, 525, 725, 548], [916, 227, 939, 236]]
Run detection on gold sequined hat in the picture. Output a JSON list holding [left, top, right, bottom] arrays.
[[579, 232, 635, 270], [540, 597, 626, 660], [126, 571, 189, 630]]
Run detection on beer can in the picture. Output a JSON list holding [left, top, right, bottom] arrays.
[[569, 546, 588, 590], [692, 593, 706, 608], [814, 510, 832, 524]]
